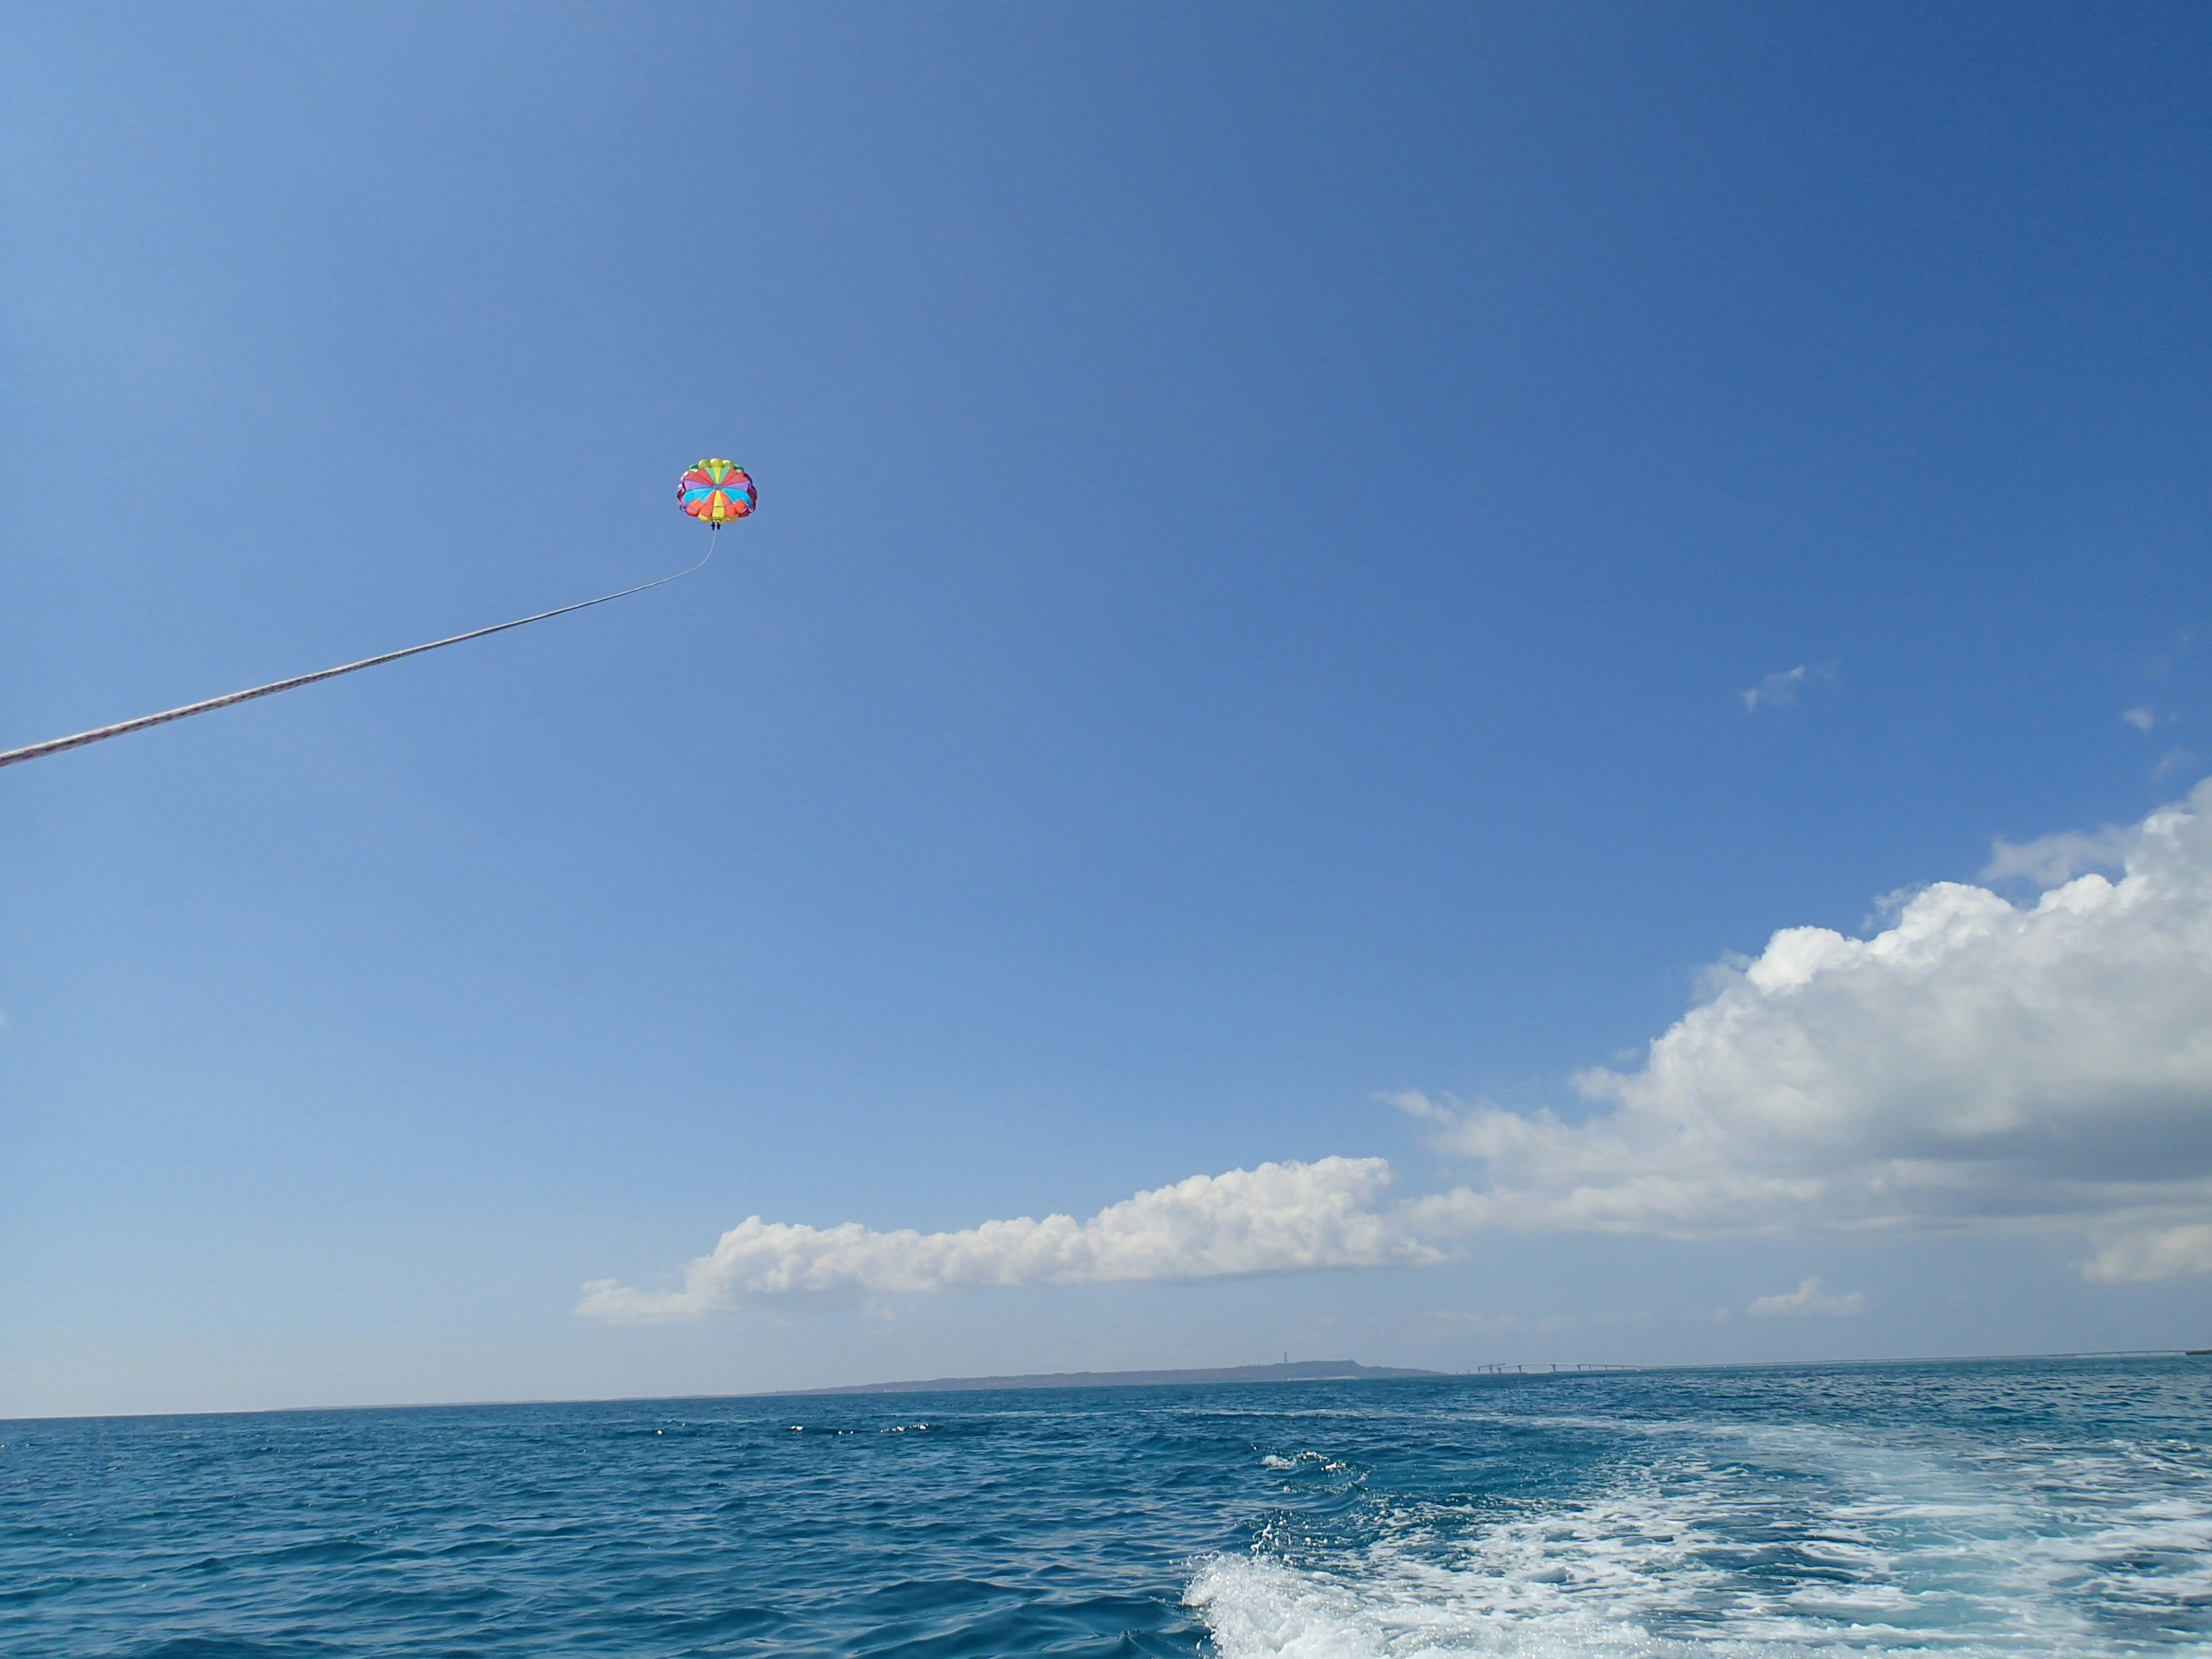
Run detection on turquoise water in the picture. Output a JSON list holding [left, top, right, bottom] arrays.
[[3, 1359, 2207, 1657]]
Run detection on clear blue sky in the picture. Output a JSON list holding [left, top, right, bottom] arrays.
[[5, 3, 2209, 1416]]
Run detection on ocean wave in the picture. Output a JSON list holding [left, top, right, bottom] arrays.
[[9, 1362, 2206, 1658]]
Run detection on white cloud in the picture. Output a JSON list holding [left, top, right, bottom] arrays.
[[2081, 1224, 2212, 1283], [1743, 665, 1808, 713], [1979, 825, 2135, 885], [1746, 1277, 1866, 1317], [1382, 1089, 1461, 1124], [1406, 781, 2212, 1241], [578, 1157, 1446, 1320], [2123, 706, 2157, 733], [586, 787, 2212, 1320], [1743, 663, 1840, 715]]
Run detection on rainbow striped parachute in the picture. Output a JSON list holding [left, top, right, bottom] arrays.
[[679, 459, 756, 525]]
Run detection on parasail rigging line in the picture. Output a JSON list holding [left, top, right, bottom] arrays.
[[0, 541, 717, 771]]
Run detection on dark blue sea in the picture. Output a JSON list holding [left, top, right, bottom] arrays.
[[5, 1359, 2208, 1657]]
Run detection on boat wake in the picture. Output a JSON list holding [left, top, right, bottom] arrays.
[[1188, 1414, 2212, 1657]]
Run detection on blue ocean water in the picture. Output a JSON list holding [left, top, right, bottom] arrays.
[[3, 1359, 2207, 1658]]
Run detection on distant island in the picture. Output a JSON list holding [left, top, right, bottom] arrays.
[[767, 1359, 1445, 1397]]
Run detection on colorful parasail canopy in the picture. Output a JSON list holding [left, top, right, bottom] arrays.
[[679, 459, 757, 525], [0, 457, 752, 771]]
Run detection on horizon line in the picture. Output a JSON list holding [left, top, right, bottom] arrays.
[[4, 1346, 2202, 1427]]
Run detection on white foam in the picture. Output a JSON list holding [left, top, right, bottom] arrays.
[[1192, 1417, 2211, 1658]]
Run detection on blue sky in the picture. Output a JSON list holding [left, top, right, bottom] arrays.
[[4, 4, 2209, 1416]]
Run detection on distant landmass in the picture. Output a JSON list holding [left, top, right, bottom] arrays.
[[768, 1359, 1446, 1397]]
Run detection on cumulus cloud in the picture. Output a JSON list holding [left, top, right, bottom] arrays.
[[578, 1157, 1446, 1320], [1404, 781, 2212, 1242], [587, 787, 2212, 1319], [1746, 1277, 1866, 1317]]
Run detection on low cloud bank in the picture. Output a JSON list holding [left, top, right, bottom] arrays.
[[585, 785, 2212, 1317], [579, 1157, 1443, 1320]]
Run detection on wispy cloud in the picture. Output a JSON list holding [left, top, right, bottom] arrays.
[[579, 1157, 1446, 1320], [2153, 747, 2199, 782], [1980, 825, 2134, 886], [1742, 666, 1806, 713], [2123, 706, 2158, 733], [1746, 1277, 1865, 1317], [1381, 1088, 1461, 1124], [2145, 624, 2202, 681], [1741, 663, 1838, 714]]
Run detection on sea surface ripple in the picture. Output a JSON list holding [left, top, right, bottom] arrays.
[[3, 1358, 2207, 1657]]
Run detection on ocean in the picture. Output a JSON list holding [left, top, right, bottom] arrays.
[[3, 1358, 2206, 1657]]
